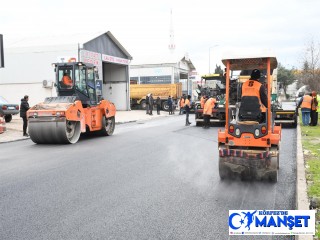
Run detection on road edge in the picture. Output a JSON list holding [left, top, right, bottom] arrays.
[[296, 119, 313, 240]]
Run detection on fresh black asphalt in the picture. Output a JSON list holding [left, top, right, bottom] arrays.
[[0, 115, 297, 240]]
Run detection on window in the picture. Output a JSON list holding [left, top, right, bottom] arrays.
[[58, 65, 73, 89], [87, 68, 97, 103], [74, 66, 88, 96]]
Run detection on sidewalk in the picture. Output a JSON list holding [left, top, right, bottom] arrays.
[[0, 110, 179, 143]]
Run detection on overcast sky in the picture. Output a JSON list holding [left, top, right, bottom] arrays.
[[1, 0, 320, 75]]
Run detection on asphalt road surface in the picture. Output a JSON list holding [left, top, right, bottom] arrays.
[[0, 115, 297, 240]]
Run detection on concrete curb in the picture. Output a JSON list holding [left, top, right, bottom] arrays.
[[0, 114, 181, 144], [296, 118, 313, 240], [0, 137, 30, 144]]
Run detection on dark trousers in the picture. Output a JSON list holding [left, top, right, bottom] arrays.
[[149, 105, 153, 115], [146, 104, 149, 114], [203, 114, 210, 128], [169, 105, 173, 115], [310, 110, 318, 126], [185, 112, 190, 124], [157, 105, 161, 115], [22, 116, 28, 134]]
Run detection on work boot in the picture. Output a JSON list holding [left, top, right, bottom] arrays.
[[23, 133, 29, 137]]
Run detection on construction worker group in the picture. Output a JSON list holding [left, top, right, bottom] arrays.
[[297, 91, 319, 126]]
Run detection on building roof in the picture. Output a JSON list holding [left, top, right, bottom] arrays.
[[5, 31, 132, 60], [131, 52, 196, 71]]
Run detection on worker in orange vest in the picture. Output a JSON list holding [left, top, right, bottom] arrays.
[[200, 94, 206, 109], [203, 97, 216, 128], [184, 95, 192, 126], [179, 94, 185, 115], [61, 72, 73, 88], [240, 69, 267, 122], [297, 92, 312, 126]]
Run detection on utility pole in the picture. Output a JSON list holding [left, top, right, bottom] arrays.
[[0, 34, 4, 68], [168, 9, 176, 54]]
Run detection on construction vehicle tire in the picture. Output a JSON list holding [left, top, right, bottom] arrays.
[[140, 100, 146, 110], [271, 145, 280, 169], [269, 170, 278, 182], [219, 156, 228, 180], [162, 101, 169, 111], [5, 114, 12, 123], [269, 154, 278, 182], [100, 116, 115, 136], [29, 119, 81, 144]]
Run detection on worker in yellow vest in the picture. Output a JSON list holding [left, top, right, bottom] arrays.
[[297, 92, 312, 126]]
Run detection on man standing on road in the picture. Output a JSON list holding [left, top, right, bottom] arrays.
[[297, 92, 312, 126], [203, 97, 216, 129], [179, 94, 185, 115], [185, 95, 192, 126], [145, 94, 150, 115], [156, 97, 161, 115], [20, 95, 30, 137], [310, 91, 318, 126], [168, 96, 173, 115], [149, 93, 154, 115], [200, 94, 206, 109]]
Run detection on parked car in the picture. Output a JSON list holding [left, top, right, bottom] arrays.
[[0, 96, 20, 122]]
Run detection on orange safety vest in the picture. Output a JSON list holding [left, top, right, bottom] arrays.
[[62, 76, 72, 86], [301, 95, 312, 109], [185, 99, 191, 108], [180, 98, 185, 107], [203, 98, 216, 115], [242, 80, 266, 112], [200, 96, 205, 108]]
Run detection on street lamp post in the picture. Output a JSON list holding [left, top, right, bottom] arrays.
[[209, 44, 219, 74]]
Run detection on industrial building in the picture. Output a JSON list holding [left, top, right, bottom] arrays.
[[0, 31, 132, 110]]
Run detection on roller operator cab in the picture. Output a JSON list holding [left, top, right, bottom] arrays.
[[27, 62, 116, 144], [218, 56, 281, 182]]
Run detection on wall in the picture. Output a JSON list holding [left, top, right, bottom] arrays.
[[0, 44, 78, 84], [103, 63, 129, 110], [0, 83, 56, 107], [0, 44, 77, 105]]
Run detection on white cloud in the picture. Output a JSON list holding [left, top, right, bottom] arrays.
[[1, 0, 320, 74]]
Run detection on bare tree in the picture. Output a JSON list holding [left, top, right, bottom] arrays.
[[299, 39, 320, 92]]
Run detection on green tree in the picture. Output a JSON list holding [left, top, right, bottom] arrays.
[[214, 64, 223, 74], [277, 63, 295, 97]]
